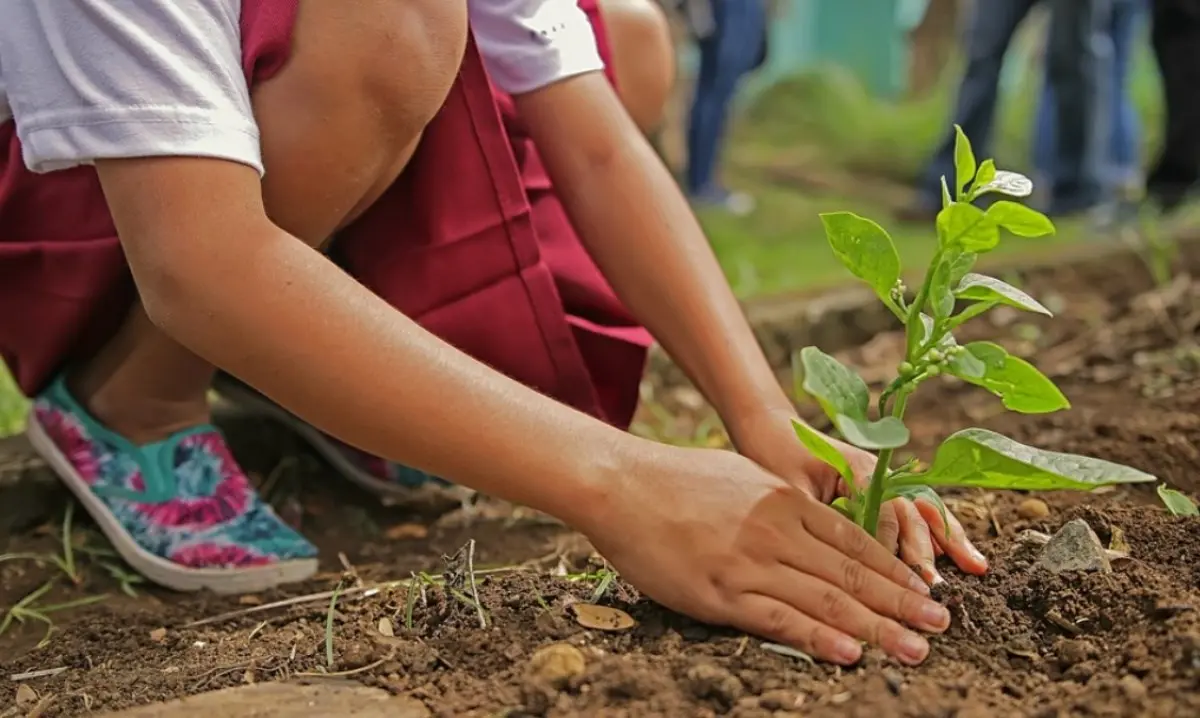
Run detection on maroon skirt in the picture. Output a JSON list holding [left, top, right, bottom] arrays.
[[0, 0, 650, 429]]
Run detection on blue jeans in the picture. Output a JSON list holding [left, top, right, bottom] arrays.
[[685, 0, 767, 195], [917, 0, 1112, 213], [1035, 0, 1144, 192]]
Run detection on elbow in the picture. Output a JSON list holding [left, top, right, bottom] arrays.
[[130, 250, 199, 340]]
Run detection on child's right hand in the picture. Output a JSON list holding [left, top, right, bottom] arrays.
[[580, 443, 951, 666]]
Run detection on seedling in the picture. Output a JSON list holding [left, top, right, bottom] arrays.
[[791, 127, 1157, 538]]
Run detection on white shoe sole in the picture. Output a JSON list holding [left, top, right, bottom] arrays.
[[26, 412, 319, 595], [214, 376, 469, 505]]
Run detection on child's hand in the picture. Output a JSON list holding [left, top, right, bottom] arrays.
[[580, 443, 951, 666], [728, 408, 988, 585]]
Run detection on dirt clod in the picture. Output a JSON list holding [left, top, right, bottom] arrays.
[[1017, 498, 1051, 519], [1035, 519, 1112, 574], [527, 643, 586, 688], [685, 663, 745, 709], [1054, 638, 1098, 668]]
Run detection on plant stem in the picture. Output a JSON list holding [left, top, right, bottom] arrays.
[[904, 250, 943, 359], [862, 393, 910, 537]]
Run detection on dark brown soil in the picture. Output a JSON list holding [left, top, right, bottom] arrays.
[[4, 257, 1200, 717]]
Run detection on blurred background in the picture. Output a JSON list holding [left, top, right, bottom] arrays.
[[0, 0, 1195, 437]]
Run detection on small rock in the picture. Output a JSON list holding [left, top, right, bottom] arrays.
[[15, 684, 38, 708], [685, 663, 744, 708], [149, 627, 168, 643], [527, 643, 586, 688], [883, 668, 905, 695], [1017, 498, 1050, 519], [238, 594, 263, 606], [1035, 519, 1112, 574], [1054, 638, 1097, 668], [1119, 674, 1147, 701]]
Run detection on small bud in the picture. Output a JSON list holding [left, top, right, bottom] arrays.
[[926, 365, 942, 377], [927, 349, 944, 363], [898, 361, 915, 376]]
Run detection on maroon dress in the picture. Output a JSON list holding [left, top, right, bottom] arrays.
[[0, 0, 651, 430]]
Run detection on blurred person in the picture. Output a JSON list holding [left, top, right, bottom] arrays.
[[1033, 0, 1144, 220], [682, 0, 770, 214], [898, 0, 1114, 221], [598, 0, 677, 135], [1146, 0, 1200, 211], [0, 0, 981, 666]]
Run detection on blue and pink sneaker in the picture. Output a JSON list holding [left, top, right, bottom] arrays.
[[212, 375, 469, 505], [26, 376, 319, 594]]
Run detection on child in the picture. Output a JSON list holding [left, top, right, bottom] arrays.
[[0, 0, 983, 666]]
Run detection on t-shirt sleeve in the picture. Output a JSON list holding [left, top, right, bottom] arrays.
[[0, 0, 263, 175], [469, 0, 606, 95]]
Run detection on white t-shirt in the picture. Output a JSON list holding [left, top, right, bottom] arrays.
[[0, 0, 603, 176]]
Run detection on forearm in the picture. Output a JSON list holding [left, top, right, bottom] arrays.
[[514, 74, 792, 428], [135, 220, 628, 529]]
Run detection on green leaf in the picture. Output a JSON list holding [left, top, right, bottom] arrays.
[[953, 125, 977, 196], [946, 346, 986, 379], [928, 256, 957, 319], [946, 250, 977, 286], [1157, 484, 1199, 516], [940, 176, 953, 209], [985, 201, 1056, 238], [937, 202, 1000, 252], [972, 159, 997, 192], [972, 170, 1034, 199], [833, 414, 911, 450], [955, 273, 1052, 316], [831, 496, 858, 522], [819, 212, 901, 302], [901, 428, 1156, 491], [884, 485, 951, 538], [795, 347, 912, 450], [791, 419, 854, 490], [949, 342, 1069, 413], [796, 346, 869, 421]]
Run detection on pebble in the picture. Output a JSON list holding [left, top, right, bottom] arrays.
[[527, 643, 586, 688], [1017, 498, 1050, 519], [1119, 675, 1147, 701], [758, 689, 802, 710], [883, 668, 905, 695], [149, 627, 168, 643], [1035, 519, 1112, 574]]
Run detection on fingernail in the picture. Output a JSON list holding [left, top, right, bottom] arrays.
[[909, 573, 931, 595], [834, 637, 862, 664], [899, 633, 929, 663], [920, 601, 951, 630], [970, 545, 988, 566], [930, 570, 946, 586]]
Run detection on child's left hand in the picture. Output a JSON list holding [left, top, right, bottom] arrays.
[[731, 408, 988, 586]]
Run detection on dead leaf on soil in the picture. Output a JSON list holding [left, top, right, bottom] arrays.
[[15, 684, 37, 709], [569, 603, 635, 631], [378, 617, 395, 637], [385, 523, 429, 540]]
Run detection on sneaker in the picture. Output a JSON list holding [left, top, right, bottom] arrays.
[[26, 376, 319, 594], [213, 374, 469, 504]]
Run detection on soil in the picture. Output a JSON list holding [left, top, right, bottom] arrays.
[[3, 252, 1200, 717]]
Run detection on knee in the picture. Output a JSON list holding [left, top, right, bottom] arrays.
[[252, 0, 468, 240], [601, 0, 677, 133]]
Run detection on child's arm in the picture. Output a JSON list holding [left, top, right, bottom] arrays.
[[513, 72, 793, 446], [512, 70, 987, 581], [98, 155, 945, 665]]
